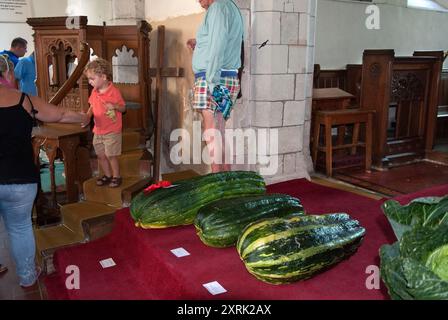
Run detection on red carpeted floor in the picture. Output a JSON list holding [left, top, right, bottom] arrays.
[[44, 179, 448, 300]]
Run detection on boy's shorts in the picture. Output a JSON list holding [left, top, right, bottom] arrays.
[[93, 132, 122, 157], [191, 71, 240, 110]]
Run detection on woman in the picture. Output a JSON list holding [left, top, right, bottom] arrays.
[[0, 55, 88, 287]]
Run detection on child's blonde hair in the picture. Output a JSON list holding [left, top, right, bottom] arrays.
[[84, 58, 113, 81]]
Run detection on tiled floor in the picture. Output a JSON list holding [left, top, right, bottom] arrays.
[[0, 219, 47, 300]]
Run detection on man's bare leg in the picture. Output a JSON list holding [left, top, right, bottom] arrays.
[[201, 109, 224, 172]]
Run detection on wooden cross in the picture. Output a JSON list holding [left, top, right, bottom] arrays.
[[149, 25, 184, 182]]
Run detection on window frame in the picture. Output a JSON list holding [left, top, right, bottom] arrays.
[[407, 0, 448, 13]]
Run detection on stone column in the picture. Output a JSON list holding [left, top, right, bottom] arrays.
[[109, 0, 145, 25], [66, 0, 111, 25], [250, 0, 315, 184]]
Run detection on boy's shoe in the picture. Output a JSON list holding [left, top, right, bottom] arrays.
[[109, 177, 122, 188], [0, 264, 7, 274], [96, 175, 112, 186]]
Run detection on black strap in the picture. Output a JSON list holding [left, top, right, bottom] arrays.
[[18, 92, 26, 106], [24, 93, 39, 127], [237, 41, 244, 99]]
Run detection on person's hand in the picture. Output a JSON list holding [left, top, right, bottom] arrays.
[[105, 103, 117, 122], [187, 38, 197, 50], [80, 112, 90, 128], [105, 103, 116, 111]]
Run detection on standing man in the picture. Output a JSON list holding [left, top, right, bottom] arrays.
[[0, 37, 28, 67], [15, 52, 37, 96], [187, 0, 244, 173]]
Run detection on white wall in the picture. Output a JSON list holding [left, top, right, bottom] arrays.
[[0, 0, 112, 53], [0, 0, 68, 53], [315, 0, 448, 69], [146, 0, 203, 22], [66, 0, 110, 25]]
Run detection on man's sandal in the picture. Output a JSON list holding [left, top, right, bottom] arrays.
[[96, 175, 112, 186], [109, 177, 122, 188]]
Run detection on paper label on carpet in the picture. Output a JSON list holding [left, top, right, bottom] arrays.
[[203, 281, 227, 295], [100, 258, 116, 268], [171, 247, 190, 258]]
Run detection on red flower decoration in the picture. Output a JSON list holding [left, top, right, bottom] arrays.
[[144, 181, 172, 194]]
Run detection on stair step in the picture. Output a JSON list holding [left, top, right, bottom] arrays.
[[162, 169, 200, 182], [83, 176, 142, 207], [34, 225, 81, 251], [34, 225, 82, 275], [383, 152, 424, 167], [98, 149, 144, 178], [61, 201, 119, 237], [122, 130, 142, 152]]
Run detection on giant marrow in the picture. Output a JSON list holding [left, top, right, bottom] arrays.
[[195, 194, 304, 248], [130, 171, 266, 228], [237, 213, 365, 284]]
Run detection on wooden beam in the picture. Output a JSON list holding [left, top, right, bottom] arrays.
[[153, 25, 165, 182], [149, 67, 184, 78]]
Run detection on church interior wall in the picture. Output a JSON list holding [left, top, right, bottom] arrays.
[[315, 0, 448, 69]]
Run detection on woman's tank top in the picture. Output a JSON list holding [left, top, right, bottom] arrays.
[[0, 93, 39, 184]]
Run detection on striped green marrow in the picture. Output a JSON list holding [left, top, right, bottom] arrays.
[[130, 171, 266, 228], [194, 194, 304, 248], [237, 213, 365, 284]]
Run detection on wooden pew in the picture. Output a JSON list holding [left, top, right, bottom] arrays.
[[359, 50, 444, 169]]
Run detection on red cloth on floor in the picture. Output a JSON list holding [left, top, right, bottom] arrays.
[[44, 179, 448, 300]]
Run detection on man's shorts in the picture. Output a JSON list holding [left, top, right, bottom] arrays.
[[192, 71, 240, 110], [93, 132, 122, 157]]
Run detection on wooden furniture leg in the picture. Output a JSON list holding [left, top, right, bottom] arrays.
[[312, 120, 320, 168], [365, 113, 373, 172], [325, 116, 333, 176]]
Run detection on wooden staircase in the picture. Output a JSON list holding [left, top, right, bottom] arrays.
[[34, 130, 152, 274]]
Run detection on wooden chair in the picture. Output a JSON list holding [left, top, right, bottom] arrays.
[[312, 109, 374, 176]]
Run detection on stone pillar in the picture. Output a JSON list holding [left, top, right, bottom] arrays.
[[109, 0, 145, 25], [250, 0, 316, 184], [66, 0, 111, 25]]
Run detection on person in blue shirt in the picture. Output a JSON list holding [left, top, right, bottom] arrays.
[[14, 52, 37, 96], [187, 0, 244, 173], [0, 37, 28, 67]]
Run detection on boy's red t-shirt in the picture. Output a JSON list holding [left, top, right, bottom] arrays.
[[88, 83, 125, 135]]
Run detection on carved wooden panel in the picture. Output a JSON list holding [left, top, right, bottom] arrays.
[[390, 71, 425, 103]]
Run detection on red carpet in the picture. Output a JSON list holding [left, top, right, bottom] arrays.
[[44, 179, 448, 300]]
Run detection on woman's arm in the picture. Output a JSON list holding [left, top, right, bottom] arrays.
[[26, 95, 88, 124]]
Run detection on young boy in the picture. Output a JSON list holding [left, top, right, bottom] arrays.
[[84, 58, 126, 188]]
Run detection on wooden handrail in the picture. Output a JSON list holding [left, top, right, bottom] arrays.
[[49, 41, 90, 106]]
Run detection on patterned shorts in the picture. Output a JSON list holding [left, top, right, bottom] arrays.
[[191, 73, 240, 110]]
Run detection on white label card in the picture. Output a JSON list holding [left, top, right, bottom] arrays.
[[203, 281, 227, 295], [170, 247, 190, 258], [100, 258, 116, 269]]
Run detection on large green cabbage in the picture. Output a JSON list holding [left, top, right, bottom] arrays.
[[382, 196, 448, 240], [380, 224, 448, 300], [380, 195, 448, 300]]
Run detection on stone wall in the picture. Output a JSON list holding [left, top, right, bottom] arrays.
[[249, 0, 315, 183]]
